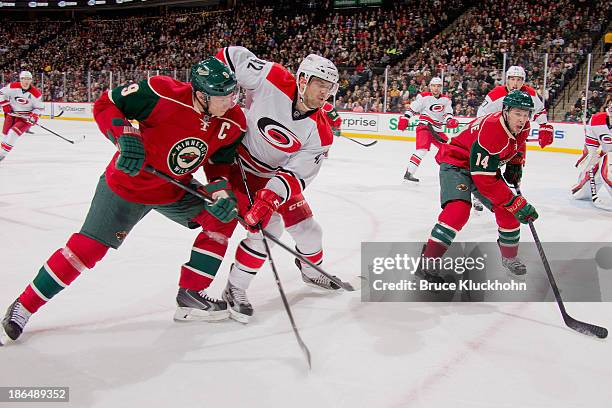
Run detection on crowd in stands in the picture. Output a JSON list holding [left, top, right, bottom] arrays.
[[564, 50, 612, 123], [0, 0, 609, 118]]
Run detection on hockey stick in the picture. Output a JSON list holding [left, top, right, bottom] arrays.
[[339, 134, 378, 147], [8, 113, 85, 144], [143, 165, 355, 292], [51, 110, 64, 119], [588, 169, 599, 203], [514, 184, 608, 339], [236, 159, 312, 369]]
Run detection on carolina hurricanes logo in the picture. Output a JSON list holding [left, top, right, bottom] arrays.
[[15, 97, 29, 105], [601, 135, 612, 144], [430, 104, 444, 113], [167, 137, 208, 175], [257, 118, 302, 153]]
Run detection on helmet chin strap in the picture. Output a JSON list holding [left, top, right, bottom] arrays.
[[194, 91, 211, 115]]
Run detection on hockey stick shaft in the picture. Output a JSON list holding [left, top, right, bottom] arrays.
[[143, 165, 355, 291], [514, 184, 607, 338], [339, 134, 378, 147], [236, 159, 312, 369], [8, 113, 80, 144]]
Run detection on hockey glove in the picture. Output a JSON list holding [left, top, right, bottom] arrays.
[[504, 195, 538, 224], [446, 118, 459, 129], [116, 134, 145, 176], [397, 116, 409, 131], [27, 112, 40, 125], [332, 128, 341, 137], [244, 189, 281, 230], [503, 163, 523, 185], [1, 101, 11, 115], [199, 178, 238, 223], [538, 123, 554, 148]]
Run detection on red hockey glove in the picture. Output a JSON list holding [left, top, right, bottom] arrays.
[[446, 118, 459, 129], [398, 116, 409, 131], [27, 112, 40, 125], [1, 101, 11, 115], [538, 123, 554, 148], [244, 189, 281, 230]]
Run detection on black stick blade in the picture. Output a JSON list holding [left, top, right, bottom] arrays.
[[565, 316, 608, 339]]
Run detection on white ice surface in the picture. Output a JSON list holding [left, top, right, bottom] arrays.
[[0, 120, 610, 408]]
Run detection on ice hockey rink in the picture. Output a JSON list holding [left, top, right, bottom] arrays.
[[0, 119, 610, 408]]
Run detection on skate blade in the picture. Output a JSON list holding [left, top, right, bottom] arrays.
[[303, 281, 341, 292], [228, 308, 252, 324], [173, 307, 229, 322]]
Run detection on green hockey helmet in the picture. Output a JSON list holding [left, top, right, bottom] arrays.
[[191, 57, 237, 96], [502, 90, 534, 112]]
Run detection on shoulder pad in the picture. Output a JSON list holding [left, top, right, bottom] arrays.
[[521, 85, 537, 96], [590, 112, 607, 127], [220, 105, 247, 131], [487, 86, 507, 101], [477, 113, 510, 154]]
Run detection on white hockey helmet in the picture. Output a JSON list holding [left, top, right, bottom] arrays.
[[19, 71, 33, 79], [296, 54, 339, 96], [429, 77, 443, 86], [506, 65, 526, 80]]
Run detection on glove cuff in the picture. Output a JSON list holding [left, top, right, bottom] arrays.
[[503, 195, 526, 214], [255, 189, 282, 210]]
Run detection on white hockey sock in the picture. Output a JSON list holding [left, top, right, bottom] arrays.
[[0, 130, 19, 158], [407, 149, 428, 174], [228, 263, 256, 290]]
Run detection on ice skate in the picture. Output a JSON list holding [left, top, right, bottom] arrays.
[[222, 280, 253, 324], [296, 259, 341, 291], [174, 288, 229, 322], [0, 299, 31, 345], [403, 169, 419, 183], [502, 256, 527, 280]]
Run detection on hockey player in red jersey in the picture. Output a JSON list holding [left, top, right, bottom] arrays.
[[477, 65, 554, 149], [571, 104, 612, 211], [215, 46, 340, 323], [0, 58, 247, 345], [397, 77, 459, 182], [418, 90, 539, 282], [0, 71, 44, 162]]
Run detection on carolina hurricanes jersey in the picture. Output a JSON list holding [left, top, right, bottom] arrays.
[[585, 112, 611, 155], [436, 112, 530, 207], [404, 92, 454, 132], [477, 85, 547, 124], [93, 75, 246, 205], [0, 82, 44, 114], [216, 46, 333, 203]]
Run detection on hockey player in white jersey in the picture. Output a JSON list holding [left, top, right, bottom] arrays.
[[571, 105, 612, 211], [477, 65, 553, 148], [0, 71, 44, 162], [214, 46, 340, 323], [397, 77, 459, 182]]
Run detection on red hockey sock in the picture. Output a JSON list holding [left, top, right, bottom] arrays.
[[18, 233, 109, 313]]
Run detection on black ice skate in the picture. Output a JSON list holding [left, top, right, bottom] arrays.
[[473, 198, 484, 211], [0, 299, 31, 345], [414, 245, 446, 288], [174, 288, 228, 322], [501, 257, 527, 280], [222, 280, 253, 324], [296, 259, 341, 291], [403, 169, 419, 182]]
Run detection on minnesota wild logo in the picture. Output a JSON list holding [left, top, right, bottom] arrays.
[[168, 137, 208, 175]]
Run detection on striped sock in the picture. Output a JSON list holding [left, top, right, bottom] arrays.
[[498, 227, 520, 258]]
